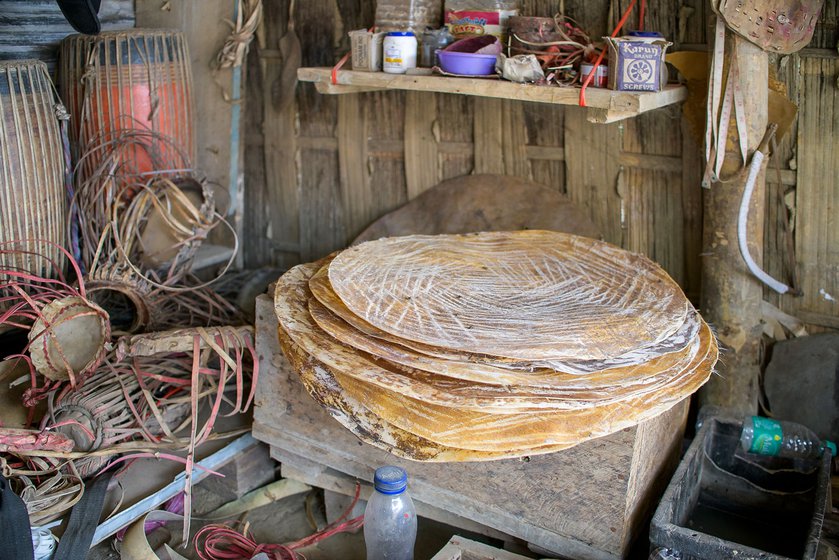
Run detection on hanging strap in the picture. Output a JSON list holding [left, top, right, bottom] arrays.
[[54, 472, 113, 560], [0, 475, 34, 560], [703, 18, 751, 187], [703, 17, 726, 187]]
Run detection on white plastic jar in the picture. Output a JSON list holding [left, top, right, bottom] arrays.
[[383, 32, 418, 74]]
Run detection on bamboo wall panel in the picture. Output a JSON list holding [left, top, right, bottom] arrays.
[[405, 92, 441, 199], [618, 109, 701, 292], [623, 168, 686, 288], [502, 100, 531, 179], [563, 111, 623, 245], [243, 46, 272, 268], [437, 95, 475, 181], [523, 102, 566, 192], [680, 120, 704, 301], [791, 53, 839, 328], [338, 95, 372, 241], [811, 3, 838, 49], [366, 91, 409, 241], [473, 99, 507, 176]]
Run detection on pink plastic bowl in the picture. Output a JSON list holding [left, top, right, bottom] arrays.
[[437, 50, 497, 76]]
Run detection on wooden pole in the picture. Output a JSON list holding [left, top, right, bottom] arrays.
[[698, 34, 768, 416]]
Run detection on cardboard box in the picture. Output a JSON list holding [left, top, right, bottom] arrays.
[[606, 36, 671, 92], [349, 29, 385, 72]]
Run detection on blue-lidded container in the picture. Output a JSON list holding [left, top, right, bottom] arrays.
[[628, 30, 665, 40]]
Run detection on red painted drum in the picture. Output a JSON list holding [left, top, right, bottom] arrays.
[[59, 29, 195, 188]]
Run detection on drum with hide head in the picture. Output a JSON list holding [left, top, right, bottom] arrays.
[[0, 60, 67, 280], [59, 29, 195, 187]]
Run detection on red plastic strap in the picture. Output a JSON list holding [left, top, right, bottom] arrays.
[[332, 26, 376, 84], [331, 51, 351, 85], [579, 0, 638, 107]]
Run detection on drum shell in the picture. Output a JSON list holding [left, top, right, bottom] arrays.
[[59, 30, 195, 182], [0, 60, 67, 279]]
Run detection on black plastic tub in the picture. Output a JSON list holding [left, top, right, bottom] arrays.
[[650, 417, 831, 560]]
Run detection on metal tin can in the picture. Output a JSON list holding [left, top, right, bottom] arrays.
[[383, 32, 418, 74], [580, 62, 608, 88]]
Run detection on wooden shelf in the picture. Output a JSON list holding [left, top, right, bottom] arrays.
[[298, 67, 688, 124]]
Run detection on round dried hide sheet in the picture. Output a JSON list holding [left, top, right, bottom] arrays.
[[327, 231, 690, 361], [277, 329, 579, 462], [276, 262, 707, 412], [328, 322, 716, 452], [28, 296, 111, 381], [278, 263, 613, 412], [309, 295, 702, 396], [310, 259, 699, 375]]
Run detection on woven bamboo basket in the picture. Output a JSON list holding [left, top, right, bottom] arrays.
[[0, 60, 67, 281]]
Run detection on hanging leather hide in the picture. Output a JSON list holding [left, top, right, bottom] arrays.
[[712, 0, 825, 54]]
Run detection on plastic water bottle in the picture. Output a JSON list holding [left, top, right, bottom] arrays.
[[740, 416, 837, 460], [364, 466, 417, 560]]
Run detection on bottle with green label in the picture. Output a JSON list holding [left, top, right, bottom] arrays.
[[740, 416, 837, 460]]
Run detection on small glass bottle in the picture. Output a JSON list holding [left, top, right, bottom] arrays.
[[740, 415, 837, 460], [364, 466, 417, 560]]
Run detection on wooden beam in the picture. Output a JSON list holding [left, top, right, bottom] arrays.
[[699, 35, 769, 415]]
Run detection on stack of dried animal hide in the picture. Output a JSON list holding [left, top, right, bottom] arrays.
[[274, 230, 718, 461]]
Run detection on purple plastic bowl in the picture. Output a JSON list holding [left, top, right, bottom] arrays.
[[437, 50, 497, 76]]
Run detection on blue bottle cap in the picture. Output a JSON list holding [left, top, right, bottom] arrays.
[[825, 441, 837, 455], [373, 466, 408, 494], [628, 30, 664, 38], [386, 31, 415, 37]]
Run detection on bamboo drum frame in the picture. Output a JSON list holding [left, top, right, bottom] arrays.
[[0, 60, 67, 281]]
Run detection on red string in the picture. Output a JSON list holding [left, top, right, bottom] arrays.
[[331, 52, 351, 85], [579, 0, 638, 107], [196, 482, 365, 560], [332, 26, 376, 84]]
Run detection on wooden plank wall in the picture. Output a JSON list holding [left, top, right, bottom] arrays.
[[243, 0, 839, 321]]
